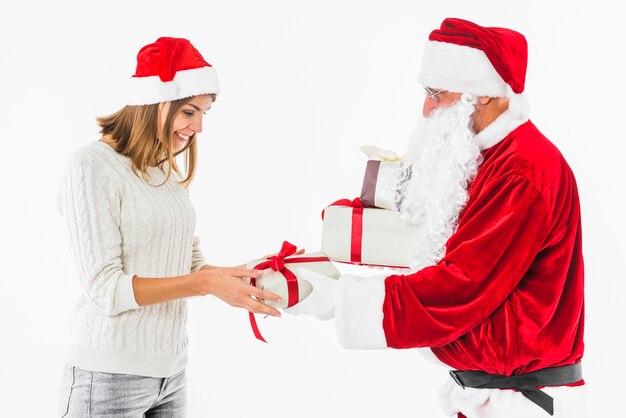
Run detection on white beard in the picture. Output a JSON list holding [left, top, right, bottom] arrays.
[[394, 96, 483, 270]]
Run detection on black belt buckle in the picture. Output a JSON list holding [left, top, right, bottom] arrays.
[[449, 370, 466, 389]]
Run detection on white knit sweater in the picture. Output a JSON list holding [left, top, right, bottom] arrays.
[[57, 141, 207, 377]]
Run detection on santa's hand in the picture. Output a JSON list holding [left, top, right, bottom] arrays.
[[282, 268, 337, 320]]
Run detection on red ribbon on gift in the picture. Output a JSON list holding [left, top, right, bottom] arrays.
[[249, 241, 331, 342], [321, 198, 364, 264], [253, 241, 300, 308]]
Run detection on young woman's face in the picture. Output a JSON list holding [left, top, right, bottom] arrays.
[[161, 94, 214, 154]]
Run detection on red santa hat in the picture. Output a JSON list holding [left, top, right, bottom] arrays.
[[418, 18, 529, 117], [125, 37, 220, 106]]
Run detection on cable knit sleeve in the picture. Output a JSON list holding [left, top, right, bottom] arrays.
[[58, 149, 140, 316], [191, 236, 207, 272]]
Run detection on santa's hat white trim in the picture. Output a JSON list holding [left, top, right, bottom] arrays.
[[335, 274, 388, 349], [125, 66, 220, 106], [419, 40, 511, 97]]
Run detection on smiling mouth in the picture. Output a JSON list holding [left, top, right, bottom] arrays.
[[175, 131, 191, 142]]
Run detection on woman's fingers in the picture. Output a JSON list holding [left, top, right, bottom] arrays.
[[250, 284, 282, 302], [230, 267, 264, 279], [213, 266, 287, 317], [247, 299, 281, 317], [239, 282, 281, 316]]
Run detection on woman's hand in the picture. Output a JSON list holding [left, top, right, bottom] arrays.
[[193, 267, 282, 317]]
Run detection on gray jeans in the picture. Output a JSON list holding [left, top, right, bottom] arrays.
[[58, 365, 186, 417]]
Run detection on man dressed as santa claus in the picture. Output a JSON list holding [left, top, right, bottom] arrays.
[[285, 18, 586, 418]]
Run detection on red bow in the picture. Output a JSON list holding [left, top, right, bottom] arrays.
[[249, 241, 301, 343], [254, 241, 297, 273], [248, 242, 333, 342], [321, 197, 364, 220]]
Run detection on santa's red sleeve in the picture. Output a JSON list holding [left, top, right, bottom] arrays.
[[334, 174, 551, 349]]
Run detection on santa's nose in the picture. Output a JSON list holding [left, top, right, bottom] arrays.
[[423, 97, 437, 118], [423, 95, 448, 118]]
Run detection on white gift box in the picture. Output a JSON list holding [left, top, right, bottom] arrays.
[[321, 205, 423, 268], [360, 160, 403, 210], [247, 251, 340, 309]]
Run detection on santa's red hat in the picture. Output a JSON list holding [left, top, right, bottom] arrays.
[[418, 18, 529, 116], [125, 37, 220, 106]]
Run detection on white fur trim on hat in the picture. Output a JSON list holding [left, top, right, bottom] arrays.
[[418, 40, 510, 97], [335, 274, 389, 349], [125, 66, 220, 106]]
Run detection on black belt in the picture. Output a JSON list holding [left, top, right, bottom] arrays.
[[449, 363, 582, 416]]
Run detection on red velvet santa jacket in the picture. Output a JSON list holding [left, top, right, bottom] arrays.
[[380, 120, 584, 376]]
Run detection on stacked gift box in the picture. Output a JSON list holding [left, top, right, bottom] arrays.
[[248, 146, 421, 341], [321, 146, 422, 269]]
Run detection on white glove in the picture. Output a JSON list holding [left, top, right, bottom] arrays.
[[282, 268, 338, 320]]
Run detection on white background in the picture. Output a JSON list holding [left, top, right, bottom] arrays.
[[1, 1, 624, 417]]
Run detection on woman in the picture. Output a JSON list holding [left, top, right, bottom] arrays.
[[57, 37, 281, 417]]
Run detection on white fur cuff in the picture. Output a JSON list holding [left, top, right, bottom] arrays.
[[335, 274, 388, 349], [439, 377, 589, 418]]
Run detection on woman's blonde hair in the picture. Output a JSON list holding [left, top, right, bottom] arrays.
[[97, 95, 215, 188]]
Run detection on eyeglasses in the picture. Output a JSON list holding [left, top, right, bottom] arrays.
[[424, 87, 446, 101]]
